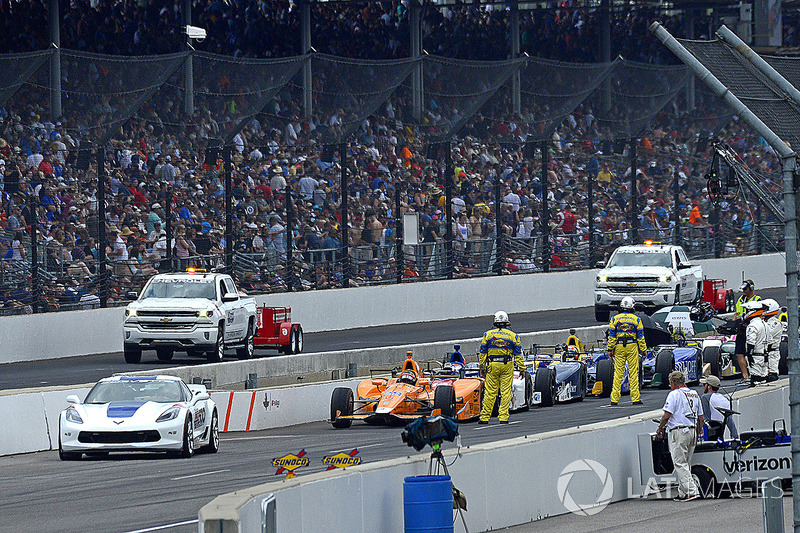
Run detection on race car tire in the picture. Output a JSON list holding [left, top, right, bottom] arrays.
[[596, 359, 614, 398], [780, 338, 788, 375], [294, 325, 303, 354], [703, 345, 721, 378], [156, 348, 173, 362], [576, 366, 587, 402], [594, 306, 609, 323], [179, 415, 195, 458], [124, 346, 142, 364], [534, 366, 556, 407], [283, 327, 297, 355], [331, 387, 354, 428], [236, 320, 255, 360], [434, 385, 457, 417], [524, 373, 533, 409], [207, 325, 225, 363], [58, 432, 81, 461], [655, 351, 674, 388], [202, 410, 220, 454], [691, 465, 719, 499]]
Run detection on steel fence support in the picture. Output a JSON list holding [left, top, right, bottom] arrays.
[[541, 140, 550, 273], [445, 143, 453, 280], [48, 0, 61, 120], [96, 148, 106, 308], [713, 199, 721, 258], [165, 185, 173, 272], [301, 0, 312, 117], [493, 165, 503, 275], [756, 202, 763, 254], [340, 143, 350, 288], [28, 193, 39, 313], [587, 157, 595, 267], [395, 184, 403, 284], [673, 166, 681, 247], [410, 0, 422, 121], [510, 0, 521, 115], [183, 0, 193, 116], [285, 184, 294, 292], [224, 146, 233, 275], [630, 139, 638, 244]]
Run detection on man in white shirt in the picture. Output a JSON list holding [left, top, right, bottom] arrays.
[[656, 371, 703, 501], [700, 375, 738, 440]]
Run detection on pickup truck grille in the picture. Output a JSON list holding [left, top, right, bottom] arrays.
[[611, 287, 656, 294], [608, 276, 659, 283], [140, 323, 195, 330], [138, 310, 200, 318]]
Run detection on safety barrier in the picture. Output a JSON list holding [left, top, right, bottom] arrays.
[[0, 253, 785, 363], [198, 380, 791, 533]]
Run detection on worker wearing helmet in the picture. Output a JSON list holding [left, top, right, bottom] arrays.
[[478, 311, 524, 424], [607, 297, 646, 406], [734, 280, 760, 382], [761, 299, 782, 382], [743, 300, 768, 386], [566, 328, 584, 354]]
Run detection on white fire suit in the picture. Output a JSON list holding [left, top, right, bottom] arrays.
[[765, 315, 783, 378], [746, 316, 768, 380]]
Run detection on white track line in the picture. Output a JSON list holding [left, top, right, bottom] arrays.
[[223, 434, 304, 441], [473, 421, 521, 430], [327, 442, 384, 454], [123, 519, 198, 533], [171, 469, 230, 481]]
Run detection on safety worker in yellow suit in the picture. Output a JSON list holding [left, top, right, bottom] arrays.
[[479, 310, 525, 424], [608, 296, 647, 406]]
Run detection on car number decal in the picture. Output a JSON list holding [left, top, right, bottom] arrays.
[[227, 311, 235, 325], [194, 407, 206, 428]]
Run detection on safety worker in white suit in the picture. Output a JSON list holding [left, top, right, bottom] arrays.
[[743, 300, 768, 386], [761, 299, 782, 383], [607, 296, 646, 406], [478, 311, 524, 424]]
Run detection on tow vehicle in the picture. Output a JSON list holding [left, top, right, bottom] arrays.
[[123, 269, 257, 363]]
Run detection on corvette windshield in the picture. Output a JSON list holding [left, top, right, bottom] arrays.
[[608, 251, 671, 268], [140, 279, 215, 300], [85, 380, 187, 403]]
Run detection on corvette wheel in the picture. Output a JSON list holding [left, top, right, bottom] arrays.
[[203, 410, 220, 454], [58, 433, 81, 461], [180, 415, 195, 458], [236, 321, 254, 360]]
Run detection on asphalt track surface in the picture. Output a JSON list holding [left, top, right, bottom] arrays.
[[0, 286, 784, 391], [0, 287, 786, 532]]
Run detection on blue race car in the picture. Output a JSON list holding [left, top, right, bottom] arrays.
[[642, 344, 702, 387], [523, 346, 588, 407], [586, 347, 644, 398]]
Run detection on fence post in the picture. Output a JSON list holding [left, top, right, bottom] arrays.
[[587, 154, 595, 268], [673, 167, 681, 247], [713, 199, 721, 258], [541, 140, 550, 273], [285, 184, 294, 292], [445, 143, 453, 280], [96, 147, 107, 308], [493, 168, 503, 274], [48, 0, 61, 120], [340, 143, 350, 288], [630, 139, 638, 244], [395, 184, 403, 284], [756, 202, 763, 254], [224, 146, 233, 275], [28, 193, 39, 313], [165, 185, 173, 272]]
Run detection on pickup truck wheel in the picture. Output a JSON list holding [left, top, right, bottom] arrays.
[[594, 306, 609, 322], [124, 347, 142, 364], [156, 348, 173, 362], [236, 321, 254, 360], [294, 326, 303, 354], [207, 325, 224, 363]]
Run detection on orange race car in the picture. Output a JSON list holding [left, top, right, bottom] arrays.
[[329, 355, 483, 428]]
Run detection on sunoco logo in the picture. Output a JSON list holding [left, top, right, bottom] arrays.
[[723, 455, 791, 475], [557, 459, 613, 516], [322, 449, 361, 470], [272, 449, 309, 478]]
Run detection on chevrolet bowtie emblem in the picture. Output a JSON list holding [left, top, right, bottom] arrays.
[[161, 317, 172, 322], [113, 420, 124, 425]]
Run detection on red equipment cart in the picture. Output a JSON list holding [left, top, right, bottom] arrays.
[[254, 306, 303, 354], [701, 278, 735, 312]]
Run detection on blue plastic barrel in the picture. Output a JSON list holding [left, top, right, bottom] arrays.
[[403, 475, 454, 533]]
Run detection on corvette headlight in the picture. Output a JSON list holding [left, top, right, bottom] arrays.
[[125, 308, 138, 317], [65, 408, 83, 424], [198, 307, 215, 318], [156, 406, 181, 423], [597, 274, 608, 283]]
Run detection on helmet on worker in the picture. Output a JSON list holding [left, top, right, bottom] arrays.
[[619, 296, 635, 311], [493, 310, 510, 328], [761, 298, 780, 317], [742, 300, 764, 321]]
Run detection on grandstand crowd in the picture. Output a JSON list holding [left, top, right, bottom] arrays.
[[0, 0, 789, 312]]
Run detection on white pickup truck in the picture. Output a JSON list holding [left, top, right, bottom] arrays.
[[123, 271, 257, 364], [594, 243, 703, 321]]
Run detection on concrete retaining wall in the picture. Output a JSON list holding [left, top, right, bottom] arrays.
[[198, 380, 791, 533], [0, 253, 785, 364]]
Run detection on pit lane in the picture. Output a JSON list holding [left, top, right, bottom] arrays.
[[0, 286, 784, 391]]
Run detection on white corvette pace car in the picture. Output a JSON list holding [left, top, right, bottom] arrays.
[[58, 375, 219, 460]]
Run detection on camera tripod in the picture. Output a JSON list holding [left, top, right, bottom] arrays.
[[428, 441, 469, 533]]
